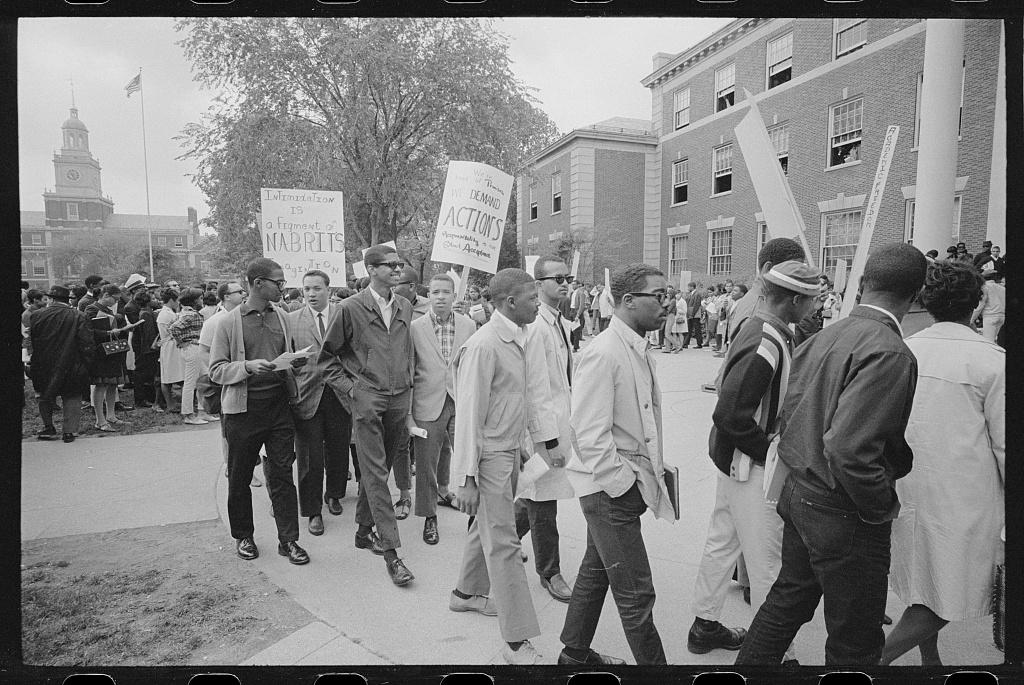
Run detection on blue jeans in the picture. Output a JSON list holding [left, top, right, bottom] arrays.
[[735, 475, 893, 666], [560, 483, 666, 665]]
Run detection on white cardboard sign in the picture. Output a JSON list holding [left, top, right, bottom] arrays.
[[430, 161, 513, 274], [260, 188, 345, 286]]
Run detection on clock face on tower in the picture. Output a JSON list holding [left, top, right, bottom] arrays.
[[65, 168, 81, 182]]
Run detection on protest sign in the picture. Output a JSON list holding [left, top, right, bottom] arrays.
[[524, 255, 540, 277], [260, 188, 345, 286], [430, 161, 513, 274], [352, 241, 398, 280]]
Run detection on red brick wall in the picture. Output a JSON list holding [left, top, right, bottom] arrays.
[[520, 151, 571, 257], [593, 149, 645, 283]]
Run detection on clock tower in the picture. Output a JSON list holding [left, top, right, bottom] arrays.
[[44, 106, 114, 226]]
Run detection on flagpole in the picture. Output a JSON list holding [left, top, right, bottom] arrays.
[[137, 67, 154, 281]]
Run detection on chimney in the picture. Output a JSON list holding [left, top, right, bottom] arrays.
[[653, 52, 675, 71], [187, 206, 198, 228]]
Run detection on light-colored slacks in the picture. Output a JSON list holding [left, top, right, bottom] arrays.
[[456, 449, 540, 643], [179, 343, 201, 416]]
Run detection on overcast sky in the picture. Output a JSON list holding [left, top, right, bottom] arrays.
[[18, 17, 733, 222]]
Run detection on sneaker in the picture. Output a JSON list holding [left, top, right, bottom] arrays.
[[449, 592, 497, 616], [197, 412, 220, 422], [152, 405, 166, 413], [183, 415, 209, 425], [36, 427, 59, 441], [687, 618, 747, 654], [502, 640, 543, 665]]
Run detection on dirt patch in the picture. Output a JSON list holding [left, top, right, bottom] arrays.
[[21, 519, 316, 666]]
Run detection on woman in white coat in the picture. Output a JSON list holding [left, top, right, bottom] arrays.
[[155, 288, 185, 412], [882, 260, 1005, 665]]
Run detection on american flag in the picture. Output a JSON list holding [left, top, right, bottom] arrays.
[[124, 74, 141, 98]]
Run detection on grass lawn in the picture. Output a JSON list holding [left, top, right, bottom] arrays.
[[21, 519, 316, 666]]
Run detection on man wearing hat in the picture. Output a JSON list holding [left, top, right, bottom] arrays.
[[687, 260, 819, 660], [973, 241, 994, 271], [26, 285, 96, 443], [120, 274, 149, 392]]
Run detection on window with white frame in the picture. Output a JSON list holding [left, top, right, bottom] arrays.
[[708, 229, 732, 275], [904, 196, 963, 245], [21, 260, 27, 276], [769, 124, 790, 175], [33, 263, 46, 276], [529, 185, 538, 221], [157, 236, 167, 246], [551, 174, 562, 214], [767, 32, 794, 89], [67, 203, 79, 221], [672, 159, 689, 205], [669, 235, 689, 279], [715, 63, 735, 112], [673, 88, 691, 130], [174, 236, 184, 247], [756, 221, 770, 257], [914, 61, 966, 149], [828, 98, 863, 168], [834, 18, 867, 59], [821, 210, 862, 281], [30, 233, 42, 245], [712, 144, 733, 195]]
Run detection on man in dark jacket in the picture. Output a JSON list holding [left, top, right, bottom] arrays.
[[736, 243, 928, 666], [680, 281, 704, 348], [27, 285, 94, 442]]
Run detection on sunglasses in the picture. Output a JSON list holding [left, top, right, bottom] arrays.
[[537, 275, 574, 284], [372, 261, 406, 270], [627, 291, 669, 303], [259, 277, 288, 289]]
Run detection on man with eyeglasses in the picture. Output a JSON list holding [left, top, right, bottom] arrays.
[[321, 244, 417, 586], [559, 263, 676, 666], [515, 255, 577, 604], [209, 259, 309, 566]]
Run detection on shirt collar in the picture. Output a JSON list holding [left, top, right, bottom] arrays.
[[491, 309, 526, 346], [240, 301, 275, 316], [307, 304, 328, 318], [609, 314, 650, 354], [369, 286, 395, 309], [860, 303, 903, 337], [429, 309, 453, 326]]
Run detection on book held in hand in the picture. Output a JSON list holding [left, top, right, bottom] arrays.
[[662, 463, 680, 520]]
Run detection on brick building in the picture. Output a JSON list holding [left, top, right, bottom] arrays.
[[21, 106, 211, 290], [517, 117, 657, 286], [640, 17, 1003, 287]]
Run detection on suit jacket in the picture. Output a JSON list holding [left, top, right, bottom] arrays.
[[409, 311, 476, 422], [288, 303, 351, 420]]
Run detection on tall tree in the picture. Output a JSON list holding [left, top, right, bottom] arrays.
[[176, 18, 560, 274]]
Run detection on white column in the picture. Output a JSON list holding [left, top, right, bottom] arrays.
[[912, 19, 965, 254], [985, 22, 1006, 249]]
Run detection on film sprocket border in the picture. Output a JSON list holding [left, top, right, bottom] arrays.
[[1, 1, 1019, 684]]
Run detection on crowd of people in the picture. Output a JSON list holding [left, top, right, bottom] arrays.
[[20, 234, 1003, 666]]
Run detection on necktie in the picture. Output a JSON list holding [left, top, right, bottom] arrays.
[[317, 312, 326, 339], [555, 312, 572, 386]]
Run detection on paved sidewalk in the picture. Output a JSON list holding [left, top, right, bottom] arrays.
[[22, 344, 1003, 667]]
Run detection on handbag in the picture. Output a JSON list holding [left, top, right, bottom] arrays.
[[101, 338, 130, 355]]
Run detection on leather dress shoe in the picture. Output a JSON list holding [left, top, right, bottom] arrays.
[[423, 517, 439, 545], [541, 573, 573, 603], [355, 530, 385, 555], [278, 540, 310, 565], [386, 557, 414, 586], [236, 537, 259, 560], [687, 618, 746, 654], [326, 496, 344, 516], [557, 649, 626, 666], [308, 514, 324, 536], [62, 433, 76, 443]]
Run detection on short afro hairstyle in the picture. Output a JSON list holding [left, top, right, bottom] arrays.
[[363, 244, 399, 267], [178, 287, 205, 309], [533, 254, 567, 279], [861, 242, 928, 300], [245, 257, 283, 286], [919, 260, 984, 322], [488, 268, 534, 302], [757, 238, 805, 271], [610, 263, 665, 305]]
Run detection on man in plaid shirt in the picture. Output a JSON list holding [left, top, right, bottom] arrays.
[[406, 274, 477, 545]]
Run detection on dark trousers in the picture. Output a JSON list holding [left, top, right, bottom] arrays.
[[133, 352, 158, 406], [413, 395, 455, 518], [39, 391, 82, 434], [570, 322, 583, 350], [294, 387, 352, 517], [515, 498, 561, 580], [223, 392, 300, 544], [735, 476, 893, 666], [352, 387, 411, 551], [560, 483, 666, 665], [682, 317, 703, 348], [392, 436, 413, 491]]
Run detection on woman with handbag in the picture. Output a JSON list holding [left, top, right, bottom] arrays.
[[84, 284, 135, 432]]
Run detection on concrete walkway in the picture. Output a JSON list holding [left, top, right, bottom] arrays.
[[22, 345, 1003, 667]]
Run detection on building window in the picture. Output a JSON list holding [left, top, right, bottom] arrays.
[[30, 233, 42, 245], [671, 159, 689, 205], [157, 236, 168, 246], [712, 144, 733, 195], [708, 229, 732, 276], [673, 88, 691, 130], [821, 210, 862, 281], [766, 32, 793, 89], [769, 124, 790, 175], [914, 62, 966, 149], [756, 221, 770, 257], [33, 263, 46, 277], [529, 185, 538, 221], [828, 98, 863, 168], [21, 260, 27, 276], [527, 236, 539, 247], [551, 174, 562, 214], [174, 236, 184, 247], [715, 63, 735, 113], [834, 18, 868, 59], [67, 203, 79, 221], [904, 196, 963, 244], [669, 235, 689, 280]]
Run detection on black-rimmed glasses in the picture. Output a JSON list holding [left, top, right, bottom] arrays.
[[627, 291, 669, 303], [259, 278, 288, 290], [537, 275, 574, 284], [372, 261, 406, 270]]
